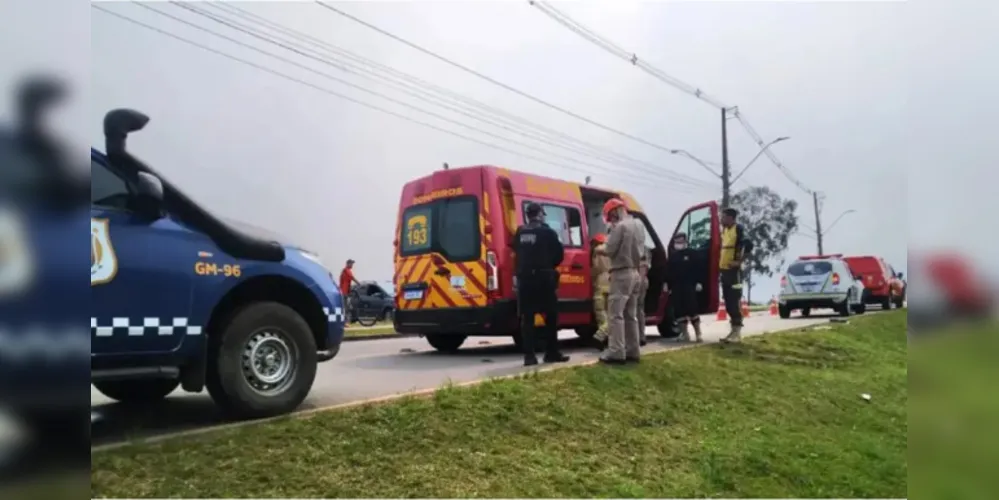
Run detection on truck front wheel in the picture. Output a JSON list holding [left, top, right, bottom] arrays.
[[93, 378, 180, 404], [206, 302, 318, 419]]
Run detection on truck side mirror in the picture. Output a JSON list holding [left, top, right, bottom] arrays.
[[133, 171, 164, 220]]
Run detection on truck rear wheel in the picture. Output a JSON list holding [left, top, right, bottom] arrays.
[[778, 304, 791, 319], [426, 334, 466, 352], [93, 378, 180, 404], [206, 302, 318, 419]]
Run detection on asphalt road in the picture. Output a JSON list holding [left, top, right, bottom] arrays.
[[91, 310, 842, 447]]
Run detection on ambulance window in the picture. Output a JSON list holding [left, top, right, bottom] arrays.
[[438, 197, 480, 262], [685, 207, 713, 250], [91, 158, 131, 210], [524, 202, 582, 247], [400, 205, 433, 255]]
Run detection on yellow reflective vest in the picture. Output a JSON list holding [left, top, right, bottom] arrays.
[[720, 224, 750, 270]]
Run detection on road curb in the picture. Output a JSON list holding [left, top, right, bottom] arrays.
[[92, 316, 856, 453], [342, 332, 417, 342]]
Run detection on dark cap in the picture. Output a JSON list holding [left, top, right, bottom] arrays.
[[722, 207, 739, 218], [525, 202, 544, 218], [346, 258, 355, 264]]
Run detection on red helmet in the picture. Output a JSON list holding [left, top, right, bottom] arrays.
[[592, 233, 607, 244], [602, 198, 626, 221]]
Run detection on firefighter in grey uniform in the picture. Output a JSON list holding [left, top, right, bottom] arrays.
[[512, 203, 571, 366], [636, 245, 650, 346]]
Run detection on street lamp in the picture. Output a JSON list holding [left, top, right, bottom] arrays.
[[730, 136, 790, 183], [824, 209, 857, 235]]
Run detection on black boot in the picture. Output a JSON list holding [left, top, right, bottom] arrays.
[[543, 352, 570, 363], [524, 356, 539, 366]]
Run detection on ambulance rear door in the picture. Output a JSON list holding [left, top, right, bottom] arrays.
[[395, 168, 490, 312]]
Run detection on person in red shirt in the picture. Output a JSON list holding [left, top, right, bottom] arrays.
[[339, 259, 361, 323], [339, 259, 359, 296]]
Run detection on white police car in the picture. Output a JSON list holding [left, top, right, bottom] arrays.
[[778, 254, 866, 318]]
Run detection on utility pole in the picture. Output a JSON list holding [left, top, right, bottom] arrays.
[[721, 107, 731, 208], [813, 191, 824, 255]]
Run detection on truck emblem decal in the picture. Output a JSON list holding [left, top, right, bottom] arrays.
[[91, 218, 118, 286], [0, 208, 34, 296]]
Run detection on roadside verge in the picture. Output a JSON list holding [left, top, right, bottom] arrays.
[[92, 312, 907, 498]]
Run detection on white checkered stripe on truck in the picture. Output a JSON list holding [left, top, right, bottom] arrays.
[[324, 307, 345, 323], [91, 317, 203, 337]]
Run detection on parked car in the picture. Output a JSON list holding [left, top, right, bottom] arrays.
[[843, 255, 906, 309], [349, 280, 395, 326], [778, 254, 867, 318]]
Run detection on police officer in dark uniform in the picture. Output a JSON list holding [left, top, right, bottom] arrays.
[[665, 231, 705, 342], [513, 203, 571, 366]]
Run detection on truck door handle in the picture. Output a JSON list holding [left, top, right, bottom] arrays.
[[435, 268, 450, 276], [570, 263, 584, 270]]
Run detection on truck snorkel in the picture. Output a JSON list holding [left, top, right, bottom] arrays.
[[103, 108, 151, 175]]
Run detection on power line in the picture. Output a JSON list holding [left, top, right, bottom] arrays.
[[146, 1, 711, 191], [530, 0, 813, 194], [530, 0, 727, 108], [313, 0, 719, 172], [180, 1, 717, 187], [91, 4, 711, 195]]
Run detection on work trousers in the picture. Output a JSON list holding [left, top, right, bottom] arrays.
[[593, 290, 609, 341], [636, 274, 648, 342], [720, 268, 743, 327], [605, 268, 641, 360], [517, 270, 560, 358]]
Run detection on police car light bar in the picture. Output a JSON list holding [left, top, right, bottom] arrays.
[[798, 254, 844, 260]]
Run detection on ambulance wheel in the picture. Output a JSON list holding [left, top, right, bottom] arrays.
[[93, 378, 180, 404], [574, 326, 597, 343], [426, 334, 466, 352], [206, 302, 317, 419], [657, 320, 680, 339], [853, 303, 867, 314], [778, 304, 791, 319]]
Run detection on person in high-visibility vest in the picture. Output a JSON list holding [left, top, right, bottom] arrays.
[[719, 208, 753, 342]]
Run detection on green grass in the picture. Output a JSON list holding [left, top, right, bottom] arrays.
[[908, 318, 999, 500], [92, 311, 908, 498]]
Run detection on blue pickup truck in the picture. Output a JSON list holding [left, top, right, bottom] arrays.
[[91, 108, 344, 418]]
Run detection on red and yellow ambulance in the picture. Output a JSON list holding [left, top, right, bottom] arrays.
[[392, 165, 721, 352]]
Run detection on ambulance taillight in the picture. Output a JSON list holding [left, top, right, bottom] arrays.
[[486, 250, 499, 298]]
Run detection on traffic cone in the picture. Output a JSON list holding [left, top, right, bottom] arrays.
[[768, 297, 779, 316], [716, 302, 727, 321], [741, 298, 751, 318]]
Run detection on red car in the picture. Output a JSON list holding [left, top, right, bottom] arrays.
[[844, 255, 906, 309]]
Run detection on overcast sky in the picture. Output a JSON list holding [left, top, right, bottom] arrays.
[[10, 0, 995, 299]]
